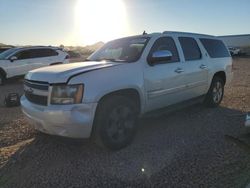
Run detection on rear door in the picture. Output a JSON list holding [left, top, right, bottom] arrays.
[[144, 36, 188, 112], [29, 48, 59, 70], [177, 37, 209, 98], [42, 48, 60, 65]]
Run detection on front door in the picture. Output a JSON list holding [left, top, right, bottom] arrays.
[[144, 37, 188, 112], [7, 49, 32, 77]]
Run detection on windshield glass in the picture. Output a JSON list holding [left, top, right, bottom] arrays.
[[0, 48, 17, 59], [87, 37, 150, 62]]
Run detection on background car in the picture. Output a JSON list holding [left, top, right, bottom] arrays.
[[228, 46, 241, 56], [0, 46, 69, 85]]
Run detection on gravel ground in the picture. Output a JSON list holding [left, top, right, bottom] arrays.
[[0, 58, 250, 188]]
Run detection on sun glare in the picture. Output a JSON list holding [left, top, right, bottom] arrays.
[[74, 0, 129, 45]]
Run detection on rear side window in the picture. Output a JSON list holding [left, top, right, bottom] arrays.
[[32, 49, 58, 58], [148, 37, 180, 63], [45, 49, 58, 56], [179, 37, 201, 61], [200, 38, 230, 58]]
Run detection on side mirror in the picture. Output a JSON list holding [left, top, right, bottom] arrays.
[[9, 56, 17, 62], [149, 50, 172, 65]]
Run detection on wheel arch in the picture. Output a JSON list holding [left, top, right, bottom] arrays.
[[96, 88, 142, 114], [213, 71, 226, 85]]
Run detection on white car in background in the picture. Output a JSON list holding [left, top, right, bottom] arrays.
[[228, 47, 241, 56], [0, 46, 69, 85]]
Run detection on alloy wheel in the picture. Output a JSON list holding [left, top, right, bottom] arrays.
[[106, 105, 135, 143], [212, 81, 223, 103]]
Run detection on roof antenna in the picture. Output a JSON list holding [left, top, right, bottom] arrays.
[[142, 30, 147, 35]]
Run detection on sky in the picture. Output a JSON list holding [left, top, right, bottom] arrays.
[[0, 0, 250, 46]]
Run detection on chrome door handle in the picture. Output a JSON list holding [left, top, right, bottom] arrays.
[[200, 64, 207, 69], [175, 68, 184, 73]]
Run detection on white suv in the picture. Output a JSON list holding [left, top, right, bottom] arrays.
[[21, 31, 233, 150], [0, 46, 69, 85]]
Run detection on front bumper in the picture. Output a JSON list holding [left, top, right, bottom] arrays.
[[21, 95, 97, 138], [245, 114, 250, 127]]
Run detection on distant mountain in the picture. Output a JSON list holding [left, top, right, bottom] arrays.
[[0, 43, 14, 47], [65, 41, 105, 57], [0, 43, 7, 47], [84, 41, 104, 51]]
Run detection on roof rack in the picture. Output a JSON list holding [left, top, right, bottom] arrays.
[[162, 31, 214, 37]]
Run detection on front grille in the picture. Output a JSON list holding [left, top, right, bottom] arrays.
[[25, 93, 48, 106], [24, 80, 49, 106], [24, 80, 49, 90]]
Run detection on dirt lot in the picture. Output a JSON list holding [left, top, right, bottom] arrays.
[[0, 58, 250, 187]]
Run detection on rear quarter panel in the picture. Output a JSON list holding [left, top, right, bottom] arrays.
[[207, 56, 233, 87]]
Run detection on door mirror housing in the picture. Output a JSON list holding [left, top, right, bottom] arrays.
[[9, 56, 17, 62], [149, 50, 172, 65]]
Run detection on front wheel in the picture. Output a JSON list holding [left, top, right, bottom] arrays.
[[92, 96, 138, 150], [204, 77, 224, 107]]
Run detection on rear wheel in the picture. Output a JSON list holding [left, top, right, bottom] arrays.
[[93, 96, 138, 150], [204, 76, 224, 107]]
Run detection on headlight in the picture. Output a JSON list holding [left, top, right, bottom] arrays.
[[51, 84, 84, 105]]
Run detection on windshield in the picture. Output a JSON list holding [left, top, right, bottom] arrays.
[[0, 48, 17, 59], [87, 37, 150, 62]]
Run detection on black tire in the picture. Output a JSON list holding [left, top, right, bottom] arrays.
[[204, 76, 224, 107], [92, 95, 138, 150], [0, 73, 5, 85]]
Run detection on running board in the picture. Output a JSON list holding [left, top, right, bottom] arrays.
[[142, 95, 205, 118]]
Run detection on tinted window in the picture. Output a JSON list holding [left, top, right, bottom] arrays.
[[44, 49, 58, 56], [31, 49, 58, 58], [30, 49, 43, 58], [0, 49, 6, 53], [200, 38, 230, 58], [179, 37, 201, 61], [148, 37, 180, 63], [15, 50, 31, 60]]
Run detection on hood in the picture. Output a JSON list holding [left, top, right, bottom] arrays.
[[25, 61, 122, 83]]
